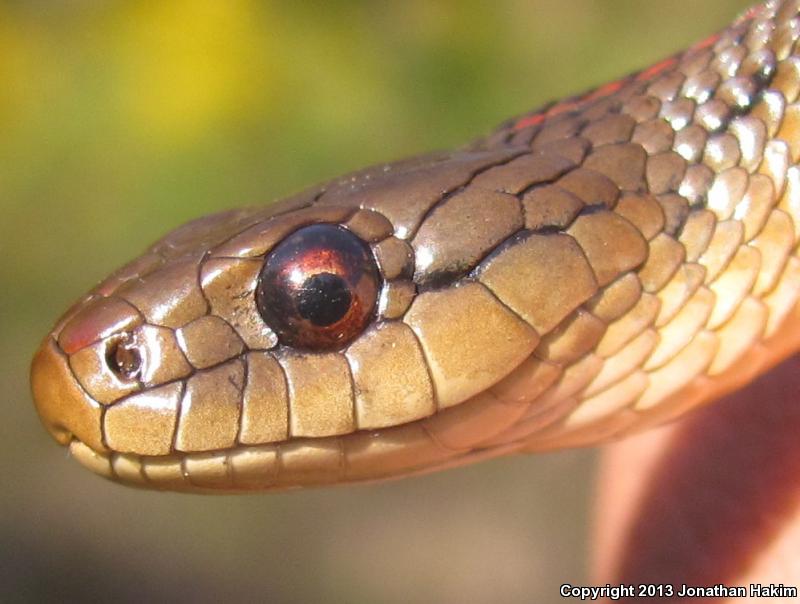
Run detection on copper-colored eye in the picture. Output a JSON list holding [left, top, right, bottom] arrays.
[[256, 224, 380, 350]]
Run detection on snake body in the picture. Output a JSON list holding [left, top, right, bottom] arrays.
[[30, 0, 800, 493]]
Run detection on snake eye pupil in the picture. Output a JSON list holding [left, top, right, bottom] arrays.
[[297, 272, 353, 327], [256, 224, 380, 350]]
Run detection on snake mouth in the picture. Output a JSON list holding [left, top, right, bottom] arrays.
[[38, 422, 73, 447], [66, 434, 454, 494], [65, 379, 545, 493], [67, 432, 524, 494]]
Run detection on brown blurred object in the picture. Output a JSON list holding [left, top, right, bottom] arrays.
[[594, 354, 800, 595]]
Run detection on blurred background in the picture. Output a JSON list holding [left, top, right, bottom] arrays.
[[1, 1, 751, 602]]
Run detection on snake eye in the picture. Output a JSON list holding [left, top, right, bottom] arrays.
[[106, 335, 141, 380], [256, 224, 380, 350]]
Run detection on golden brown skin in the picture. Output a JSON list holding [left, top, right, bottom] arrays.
[[30, 0, 800, 492]]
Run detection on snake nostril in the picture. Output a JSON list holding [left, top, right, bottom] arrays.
[[106, 335, 142, 380]]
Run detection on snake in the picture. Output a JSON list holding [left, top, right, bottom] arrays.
[[29, 0, 800, 495]]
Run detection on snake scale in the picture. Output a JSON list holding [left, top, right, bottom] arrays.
[[30, 0, 800, 493]]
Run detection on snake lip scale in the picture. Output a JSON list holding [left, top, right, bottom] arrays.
[[30, 0, 800, 493]]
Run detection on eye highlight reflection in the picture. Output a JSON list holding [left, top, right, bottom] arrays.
[[255, 224, 380, 350]]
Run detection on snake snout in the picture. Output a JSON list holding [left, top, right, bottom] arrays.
[[30, 342, 72, 446], [30, 296, 141, 453], [30, 337, 104, 451]]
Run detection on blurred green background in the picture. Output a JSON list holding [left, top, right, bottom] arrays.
[[2, 1, 751, 602]]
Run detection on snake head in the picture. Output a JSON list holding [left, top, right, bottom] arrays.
[[30, 1, 800, 495], [30, 204, 283, 457], [33, 0, 793, 492], [35, 148, 591, 492]]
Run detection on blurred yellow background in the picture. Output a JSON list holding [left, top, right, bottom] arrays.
[[2, 1, 750, 602]]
